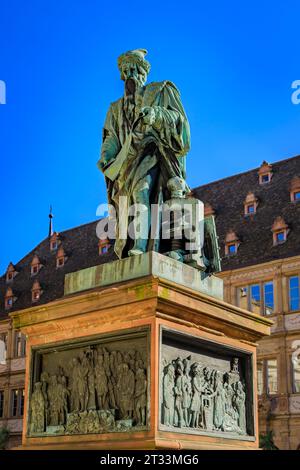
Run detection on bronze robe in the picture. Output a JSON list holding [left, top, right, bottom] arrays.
[[98, 80, 191, 258]]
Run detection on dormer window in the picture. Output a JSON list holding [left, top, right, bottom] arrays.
[[225, 230, 240, 256], [272, 216, 289, 246], [6, 262, 17, 283], [290, 176, 300, 202], [31, 280, 42, 303], [56, 246, 67, 268], [98, 238, 110, 255], [50, 232, 60, 251], [5, 287, 15, 309], [258, 161, 273, 185], [31, 255, 42, 276], [244, 192, 258, 216]]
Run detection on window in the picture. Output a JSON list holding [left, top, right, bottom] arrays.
[[290, 176, 300, 202], [5, 288, 14, 309], [266, 359, 278, 395], [292, 356, 300, 393], [237, 281, 274, 315], [98, 239, 110, 255], [257, 361, 264, 395], [258, 161, 273, 185], [257, 359, 278, 395], [33, 290, 40, 301], [50, 232, 60, 251], [30, 255, 42, 276], [228, 244, 236, 254], [244, 192, 258, 216], [0, 333, 8, 364], [225, 231, 240, 256], [0, 390, 4, 418], [261, 174, 270, 184], [272, 217, 289, 246], [250, 284, 261, 314], [289, 276, 300, 311], [31, 280, 42, 303], [264, 282, 275, 315], [6, 262, 17, 283], [56, 246, 67, 268], [276, 231, 285, 243], [57, 257, 64, 267], [31, 265, 38, 275], [11, 389, 24, 417], [14, 332, 26, 358]]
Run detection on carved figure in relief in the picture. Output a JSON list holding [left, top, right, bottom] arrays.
[[40, 370, 50, 425], [233, 381, 246, 433], [47, 375, 60, 426], [182, 357, 192, 427], [135, 362, 147, 425], [117, 362, 135, 419], [222, 373, 240, 433], [57, 376, 69, 425], [212, 371, 225, 430], [69, 357, 88, 412], [30, 382, 45, 433], [94, 352, 108, 410], [174, 359, 185, 427], [162, 363, 175, 426], [80, 349, 96, 410], [190, 363, 205, 428]]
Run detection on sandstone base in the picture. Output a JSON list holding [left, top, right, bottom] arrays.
[[11, 255, 271, 450]]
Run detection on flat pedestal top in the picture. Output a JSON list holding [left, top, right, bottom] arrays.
[[64, 251, 223, 301]]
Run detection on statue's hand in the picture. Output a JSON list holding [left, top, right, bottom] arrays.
[[141, 106, 156, 125], [98, 155, 114, 170]]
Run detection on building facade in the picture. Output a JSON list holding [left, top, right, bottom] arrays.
[[0, 155, 300, 449]]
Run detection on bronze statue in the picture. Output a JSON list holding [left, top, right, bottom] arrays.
[[98, 49, 190, 259]]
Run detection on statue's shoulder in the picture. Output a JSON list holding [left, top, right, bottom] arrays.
[[109, 97, 123, 110], [146, 80, 180, 95], [105, 97, 123, 120]]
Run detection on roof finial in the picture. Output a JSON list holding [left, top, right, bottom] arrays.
[[48, 205, 54, 238]]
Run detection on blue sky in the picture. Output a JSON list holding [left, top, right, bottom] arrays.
[[0, 0, 300, 273]]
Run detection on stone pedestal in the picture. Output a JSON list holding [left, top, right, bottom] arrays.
[[11, 253, 271, 450]]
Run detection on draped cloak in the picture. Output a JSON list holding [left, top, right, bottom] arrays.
[[98, 80, 191, 259]]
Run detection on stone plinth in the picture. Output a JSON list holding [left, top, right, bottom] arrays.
[[11, 254, 271, 450], [64, 251, 223, 300]]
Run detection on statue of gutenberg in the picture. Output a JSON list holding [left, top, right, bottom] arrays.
[[98, 49, 190, 259]]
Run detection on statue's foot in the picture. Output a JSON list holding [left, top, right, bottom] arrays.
[[128, 248, 144, 256]]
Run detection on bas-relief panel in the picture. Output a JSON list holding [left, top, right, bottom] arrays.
[[11, 358, 26, 371], [160, 330, 254, 439], [7, 418, 23, 433], [289, 396, 300, 414], [285, 314, 300, 332], [28, 331, 149, 436]]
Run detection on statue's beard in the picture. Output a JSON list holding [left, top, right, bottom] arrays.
[[125, 78, 136, 96], [125, 76, 145, 95]]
